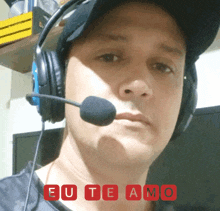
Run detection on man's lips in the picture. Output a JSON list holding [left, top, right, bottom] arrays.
[[115, 112, 150, 125]]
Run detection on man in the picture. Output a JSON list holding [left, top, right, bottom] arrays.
[[0, 0, 219, 210]]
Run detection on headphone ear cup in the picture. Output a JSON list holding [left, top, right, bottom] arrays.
[[35, 51, 52, 122], [44, 51, 65, 123], [171, 64, 197, 141]]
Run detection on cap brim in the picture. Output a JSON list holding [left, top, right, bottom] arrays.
[[58, 0, 220, 61]]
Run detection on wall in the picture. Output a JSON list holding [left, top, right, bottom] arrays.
[[196, 49, 220, 108], [0, 0, 12, 179], [0, 66, 12, 179], [0, 1, 9, 21]]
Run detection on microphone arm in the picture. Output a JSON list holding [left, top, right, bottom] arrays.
[[26, 93, 117, 126], [26, 93, 81, 107]]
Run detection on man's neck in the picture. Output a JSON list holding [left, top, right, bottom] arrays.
[[36, 133, 154, 211]]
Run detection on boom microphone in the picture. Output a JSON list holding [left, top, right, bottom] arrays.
[[26, 93, 116, 126]]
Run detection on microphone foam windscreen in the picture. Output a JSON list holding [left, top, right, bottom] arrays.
[[80, 96, 116, 126]]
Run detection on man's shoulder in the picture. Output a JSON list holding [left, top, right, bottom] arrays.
[[0, 166, 30, 210], [0, 162, 71, 211]]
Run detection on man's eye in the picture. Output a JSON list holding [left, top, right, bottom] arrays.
[[99, 54, 119, 63], [152, 63, 172, 73]]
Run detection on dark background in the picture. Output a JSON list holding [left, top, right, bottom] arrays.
[[13, 106, 220, 210]]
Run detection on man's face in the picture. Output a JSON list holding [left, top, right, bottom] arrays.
[[65, 2, 186, 166]]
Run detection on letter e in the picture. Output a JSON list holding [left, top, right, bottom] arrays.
[[103, 185, 118, 201], [44, 185, 59, 201]]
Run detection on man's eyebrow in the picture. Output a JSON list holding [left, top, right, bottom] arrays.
[[93, 33, 127, 42], [158, 43, 185, 57], [91, 33, 184, 56]]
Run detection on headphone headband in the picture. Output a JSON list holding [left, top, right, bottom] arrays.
[[36, 0, 84, 52]]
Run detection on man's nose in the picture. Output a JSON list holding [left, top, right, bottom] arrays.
[[119, 79, 153, 100]]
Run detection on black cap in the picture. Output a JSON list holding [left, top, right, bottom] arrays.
[[57, 0, 220, 63]]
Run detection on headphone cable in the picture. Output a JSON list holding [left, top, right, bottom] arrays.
[[23, 118, 45, 211]]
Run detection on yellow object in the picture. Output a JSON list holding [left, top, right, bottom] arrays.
[[0, 12, 33, 45], [60, 0, 70, 5]]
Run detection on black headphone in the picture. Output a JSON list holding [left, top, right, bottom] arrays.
[[31, 0, 198, 140]]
